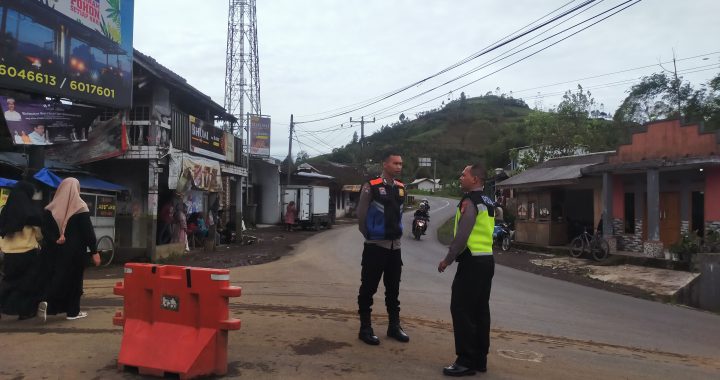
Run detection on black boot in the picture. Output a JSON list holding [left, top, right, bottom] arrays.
[[387, 313, 410, 342], [358, 312, 380, 345]]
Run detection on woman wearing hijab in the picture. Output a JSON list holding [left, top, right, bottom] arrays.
[[39, 178, 100, 321], [0, 181, 43, 320]]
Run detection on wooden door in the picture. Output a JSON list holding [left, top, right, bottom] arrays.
[[659, 192, 681, 247]]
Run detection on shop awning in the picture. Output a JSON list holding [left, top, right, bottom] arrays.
[[34, 168, 127, 192], [0, 177, 18, 187]]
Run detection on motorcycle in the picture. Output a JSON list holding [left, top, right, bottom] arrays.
[[412, 217, 428, 240], [493, 222, 514, 251]]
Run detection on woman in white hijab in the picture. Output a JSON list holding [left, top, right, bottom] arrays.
[[38, 178, 100, 322]]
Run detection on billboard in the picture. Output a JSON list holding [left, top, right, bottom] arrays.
[[250, 115, 270, 156], [0, 95, 100, 145], [46, 114, 128, 164], [0, 0, 134, 107], [189, 115, 225, 160]]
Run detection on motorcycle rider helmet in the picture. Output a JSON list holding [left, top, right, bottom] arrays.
[[419, 199, 430, 211]]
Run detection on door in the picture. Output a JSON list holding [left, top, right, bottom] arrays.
[[299, 188, 311, 221], [659, 192, 681, 247]]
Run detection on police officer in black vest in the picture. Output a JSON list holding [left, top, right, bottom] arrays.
[[356, 151, 410, 345]]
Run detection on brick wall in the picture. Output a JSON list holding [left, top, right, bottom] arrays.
[[614, 218, 644, 253]]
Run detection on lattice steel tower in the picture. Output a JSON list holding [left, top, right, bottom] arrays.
[[224, 0, 261, 134]]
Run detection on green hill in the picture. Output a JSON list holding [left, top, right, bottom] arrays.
[[313, 95, 532, 183]]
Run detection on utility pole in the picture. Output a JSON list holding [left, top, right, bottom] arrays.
[[432, 158, 437, 193], [672, 49, 681, 119], [349, 116, 375, 162], [287, 114, 294, 186]]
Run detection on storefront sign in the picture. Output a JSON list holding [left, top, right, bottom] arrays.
[[190, 115, 225, 160], [0, 1, 134, 107], [96, 195, 116, 217], [250, 115, 271, 157], [79, 193, 116, 218], [1, 96, 101, 146], [80, 193, 97, 217]]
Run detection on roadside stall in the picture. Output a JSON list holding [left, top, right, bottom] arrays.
[[34, 168, 126, 264]]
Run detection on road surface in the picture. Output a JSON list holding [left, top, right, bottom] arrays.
[[1, 196, 718, 379]]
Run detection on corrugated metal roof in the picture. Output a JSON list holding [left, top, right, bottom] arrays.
[[497, 151, 612, 188]]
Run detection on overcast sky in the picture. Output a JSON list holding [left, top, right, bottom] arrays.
[[133, 0, 720, 159]]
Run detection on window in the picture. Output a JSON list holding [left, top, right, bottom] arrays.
[[624, 193, 635, 233], [5, 9, 56, 59]]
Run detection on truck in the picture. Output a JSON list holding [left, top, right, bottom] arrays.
[[282, 185, 332, 230]]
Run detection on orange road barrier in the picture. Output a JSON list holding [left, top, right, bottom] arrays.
[[113, 263, 241, 378]]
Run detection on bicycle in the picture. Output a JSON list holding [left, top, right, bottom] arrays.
[[96, 235, 115, 267], [569, 228, 609, 261]]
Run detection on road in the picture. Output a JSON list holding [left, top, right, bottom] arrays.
[[1, 196, 719, 379]]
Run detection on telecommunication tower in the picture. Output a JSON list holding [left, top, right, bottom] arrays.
[[224, 0, 261, 135]]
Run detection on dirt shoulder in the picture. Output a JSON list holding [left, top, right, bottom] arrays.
[[493, 248, 663, 302], [85, 220, 357, 280]]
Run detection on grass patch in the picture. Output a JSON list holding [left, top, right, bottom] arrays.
[[437, 216, 455, 246]]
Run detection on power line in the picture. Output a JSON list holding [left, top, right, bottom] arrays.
[[294, 0, 599, 124], [293, 0, 583, 120], [297, 0, 637, 135], [366, 0, 639, 119]]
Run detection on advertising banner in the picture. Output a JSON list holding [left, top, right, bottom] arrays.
[[176, 154, 223, 193], [0, 96, 100, 145], [190, 115, 225, 160], [0, 0, 134, 107], [224, 131, 235, 163], [45, 114, 128, 164], [250, 115, 271, 156]]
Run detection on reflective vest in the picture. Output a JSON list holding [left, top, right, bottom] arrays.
[[365, 177, 405, 240], [453, 191, 495, 256]]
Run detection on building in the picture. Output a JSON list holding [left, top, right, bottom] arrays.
[[499, 119, 720, 261], [407, 178, 441, 192], [61, 50, 249, 262]]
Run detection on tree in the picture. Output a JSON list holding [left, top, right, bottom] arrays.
[[351, 131, 359, 144], [296, 150, 309, 165]]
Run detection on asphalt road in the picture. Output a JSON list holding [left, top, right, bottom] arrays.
[[1, 196, 719, 379]]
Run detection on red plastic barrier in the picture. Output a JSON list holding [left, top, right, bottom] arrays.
[[113, 263, 241, 379]]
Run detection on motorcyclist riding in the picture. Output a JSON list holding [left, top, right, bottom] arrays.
[[414, 200, 430, 235]]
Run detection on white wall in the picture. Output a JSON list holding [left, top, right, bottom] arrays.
[[251, 161, 281, 224], [417, 181, 437, 191]]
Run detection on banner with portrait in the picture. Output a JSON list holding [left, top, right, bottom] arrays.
[[250, 115, 271, 156], [0, 96, 100, 146]]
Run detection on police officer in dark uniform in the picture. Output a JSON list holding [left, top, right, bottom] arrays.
[[356, 150, 409, 345], [438, 163, 495, 376]]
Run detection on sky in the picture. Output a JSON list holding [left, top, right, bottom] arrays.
[[133, 0, 720, 160]]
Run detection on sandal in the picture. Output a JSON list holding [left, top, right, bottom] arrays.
[[38, 301, 48, 323], [66, 311, 88, 320]]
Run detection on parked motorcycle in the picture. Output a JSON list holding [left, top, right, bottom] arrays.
[[493, 222, 514, 251], [412, 217, 428, 240]]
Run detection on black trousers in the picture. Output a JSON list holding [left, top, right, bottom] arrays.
[[357, 243, 402, 316], [0, 249, 41, 317], [451, 254, 494, 369]]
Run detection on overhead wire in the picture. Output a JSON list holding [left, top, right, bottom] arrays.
[[294, 0, 599, 124], [367, 0, 639, 119], [370, 0, 643, 122], [294, 0, 582, 119]]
